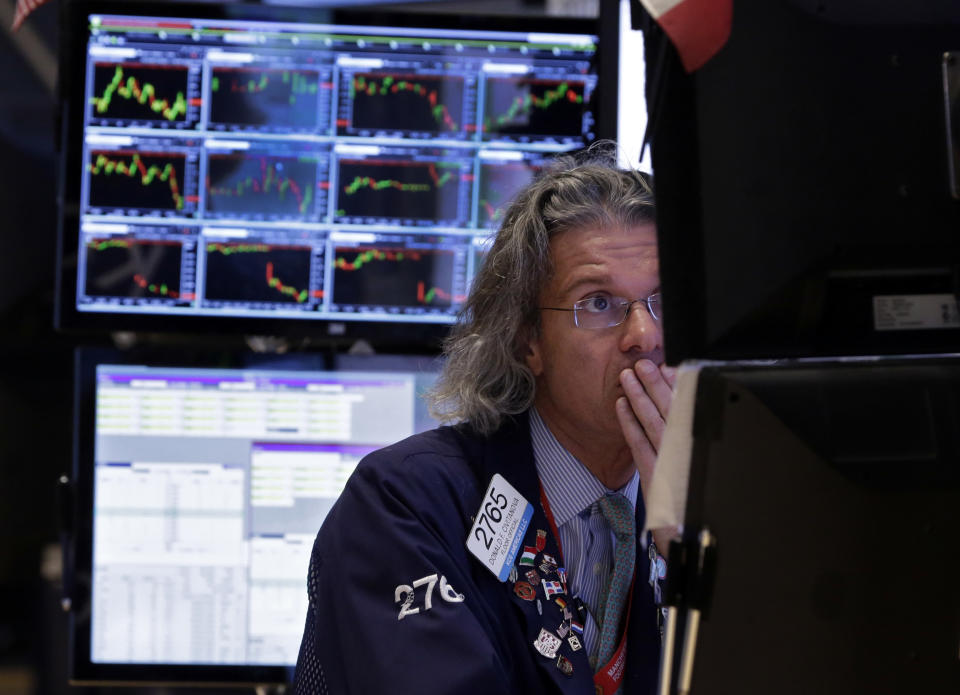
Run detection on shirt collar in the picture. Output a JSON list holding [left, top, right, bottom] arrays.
[[530, 408, 639, 527]]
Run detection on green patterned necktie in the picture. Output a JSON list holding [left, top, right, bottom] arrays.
[[595, 493, 636, 671]]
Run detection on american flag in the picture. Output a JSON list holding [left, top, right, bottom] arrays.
[[12, 0, 50, 30], [636, 0, 733, 72]]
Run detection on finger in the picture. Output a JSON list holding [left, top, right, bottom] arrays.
[[616, 395, 657, 486], [619, 367, 667, 452], [660, 364, 678, 390], [633, 359, 674, 419]]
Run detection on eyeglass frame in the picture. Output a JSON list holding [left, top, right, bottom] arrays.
[[539, 293, 663, 330]]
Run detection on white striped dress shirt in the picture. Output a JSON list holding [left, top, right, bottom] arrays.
[[529, 408, 639, 665]]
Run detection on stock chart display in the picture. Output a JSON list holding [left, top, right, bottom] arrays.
[[340, 72, 468, 137], [331, 237, 467, 317], [203, 242, 320, 307], [86, 147, 199, 217], [205, 153, 325, 220], [482, 77, 589, 140], [70, 10, 602, 329], [88, 62, 202, 128], [81, 232, 196, 308], [335, 157, 468, 226], [208, 66, 330, 132]]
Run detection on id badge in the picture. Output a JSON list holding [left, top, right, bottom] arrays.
[[466, 473, 533, 582]]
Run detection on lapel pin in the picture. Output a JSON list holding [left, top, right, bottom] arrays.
[[542, 579, 563, 598], [519, 546, 538, 567], [533, 628, 562, 659], [574, 597, 588, 622], [514, 581, 536, 601]]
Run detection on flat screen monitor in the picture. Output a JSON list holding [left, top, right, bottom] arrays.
[[55, 0, 618, 343], [664, 358, 960, 693], [68, 348, 441, 685], [644, 0, 960, 362]]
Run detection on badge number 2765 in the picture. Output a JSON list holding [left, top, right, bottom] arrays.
[[466, 473, 533, 582], [473, 487, 508, 550]]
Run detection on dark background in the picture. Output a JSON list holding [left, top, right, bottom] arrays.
[[0, 1, 75, 691]]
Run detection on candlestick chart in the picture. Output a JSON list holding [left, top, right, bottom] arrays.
[[482, 77, 585, 138], [83, 238, 183, 300], [342, 73, 464, 134], [87, 150, 189, 214], [332, 245, 459, 310], [89, 63, 192, 124], [204, 243, 317, 305], [205, 154, 321, 219], [335, 159, 462, 223], [209, 67, 322, 129]]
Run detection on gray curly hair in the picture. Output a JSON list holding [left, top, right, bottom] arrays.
[[428, 146, 655, 434]]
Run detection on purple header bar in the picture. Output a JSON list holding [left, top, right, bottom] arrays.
[[98, 373, 405, 389], [252, 442, 378, 457]]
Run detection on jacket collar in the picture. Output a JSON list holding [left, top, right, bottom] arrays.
[[466, 411, 659, 695], [470, 412, 596, 692]]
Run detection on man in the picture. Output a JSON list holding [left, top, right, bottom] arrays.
[[293, 153, 675, 695]]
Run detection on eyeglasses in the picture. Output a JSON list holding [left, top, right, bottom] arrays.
[[540, 293, 662, 330]]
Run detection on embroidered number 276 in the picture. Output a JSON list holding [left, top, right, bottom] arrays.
[[395, 573, 464, 620]]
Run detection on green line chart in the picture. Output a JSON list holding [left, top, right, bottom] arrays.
[[343, 73, 463, 133], [89, 63, 190, 123], [87, 151, 186, 212], [482, 77, 585, 138], [335, 159, 461, 222], [204, 243, 318, 305]]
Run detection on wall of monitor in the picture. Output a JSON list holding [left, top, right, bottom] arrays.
[[36, 0, 636, 687], [56, 1, 619, 342]]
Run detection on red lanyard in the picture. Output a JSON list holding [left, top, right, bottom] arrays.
[[593, 580, 634, 695], [538, 483, 634, 695]]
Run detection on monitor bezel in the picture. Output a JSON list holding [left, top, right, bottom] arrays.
[[55, 0, 619, 345]]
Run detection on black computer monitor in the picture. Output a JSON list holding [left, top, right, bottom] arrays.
[[68, 347, 441, 685], [642, 0, 960, 362], [55, 0, 620, 344], [661, 358, 960, 694]]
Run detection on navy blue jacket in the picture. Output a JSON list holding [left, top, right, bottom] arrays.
[[293, 412, 660, 695]]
